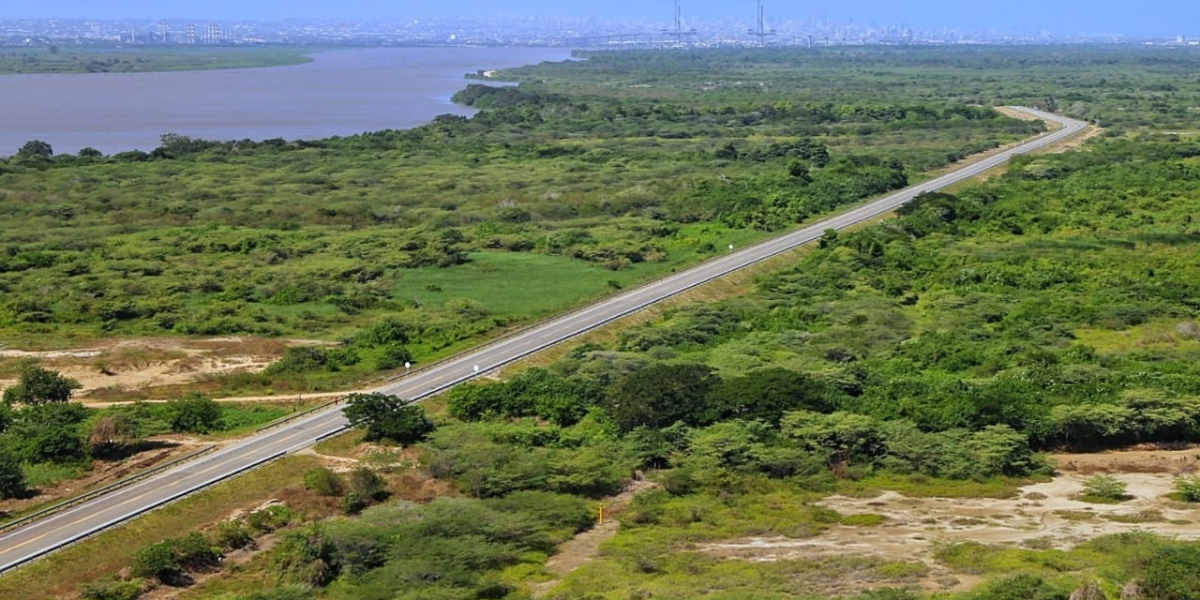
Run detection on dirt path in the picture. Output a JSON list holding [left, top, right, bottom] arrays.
[[533, 479, 659, 597]]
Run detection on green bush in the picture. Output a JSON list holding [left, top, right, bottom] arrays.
[[6, 402, 91, 465], [131, 533, 220, 583], [246, 504, 293, 533], [302, 467, 345, 497], [0, 445, 26, 499], [167, 392, 222, 434], [214, 519, 254, 551], [1174, 475, 1200, 503], [374, 343, 413, 371], [344, 393, 435, 445], [1140, 545, 1200, 600], [131, 540, 181, 582], [973, 573, 1066, 600], [1, 365, 81, 405], [173, 532, 221, 572], [272, 529, 335, 586], [345, 467, 387, 500], [1080, 474, 1130, 502], [78, 577, 143, 600]]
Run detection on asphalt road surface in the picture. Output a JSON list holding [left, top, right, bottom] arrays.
[[0, 108, 1085, 575]]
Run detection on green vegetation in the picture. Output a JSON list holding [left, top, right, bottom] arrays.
[[502, 46, 1200, 130], [268, 493, 593, 598], [0, 455, 317, 600], [0, 48, 1048, 396], [0, 46, 313, 75], [0, 366, 313, 510], [1175, 475, 1200, 503], [12, 45, 1200, 599], [1079, 474, 1131, 503], [2, 364, 82, 405], [343, 393, 435, 445]]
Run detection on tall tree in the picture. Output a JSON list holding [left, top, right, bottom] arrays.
[[15, 139, 53, 162]]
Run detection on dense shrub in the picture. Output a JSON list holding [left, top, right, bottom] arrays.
[[0, 445, 27, 499], [167, 393, 222, 434], [303, 467, 345, 497], [1080, 474, 1130, 502], [214, 519, 254, 551], [246, 504, 293, 533], [344, 393, 435, 445], [78, 577, 143, 600], [1175, 476, 1200, 503]]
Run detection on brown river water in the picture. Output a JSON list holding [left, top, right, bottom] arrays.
[[0, 46, 573, 156]]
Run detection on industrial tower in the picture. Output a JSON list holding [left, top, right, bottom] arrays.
[[748, 0, 776, 45], [662, 1, 697, 42]]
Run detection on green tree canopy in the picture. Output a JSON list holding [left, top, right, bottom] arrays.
[[15, 139, 53, 162], [0, 445, 26, 500], [168, 392, 223, 434], [6, 402, 90, 465], [344, 393, 435, 446], [605, 363, 722, 432], [2, 365, 82, 406], [709, 367, 835, 424]]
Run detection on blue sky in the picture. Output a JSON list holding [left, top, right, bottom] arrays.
[[4, 1, 1194, 36]]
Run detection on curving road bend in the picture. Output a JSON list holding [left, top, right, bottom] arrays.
[[0, 107, 1085, 575]]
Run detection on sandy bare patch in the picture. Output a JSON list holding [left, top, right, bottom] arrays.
[[697, 447, 1200, 593], [0, 337, 330, 402]]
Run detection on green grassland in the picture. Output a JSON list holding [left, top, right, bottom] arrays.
[[0, 46, 314, 74]]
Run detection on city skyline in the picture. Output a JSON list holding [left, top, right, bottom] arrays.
[[2, 1, 1197, 37]]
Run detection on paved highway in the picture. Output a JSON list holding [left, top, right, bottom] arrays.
[[0, 108, 1085, 575]]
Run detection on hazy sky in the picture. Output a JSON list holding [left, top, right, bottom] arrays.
[[5, 1, 1195, 36]]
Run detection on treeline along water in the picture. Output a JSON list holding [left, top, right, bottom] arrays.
[[0, 47, 572, 156]]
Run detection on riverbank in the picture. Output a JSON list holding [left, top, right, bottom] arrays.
[[0, 46, 573, 155], [0, 46, 315, 75]]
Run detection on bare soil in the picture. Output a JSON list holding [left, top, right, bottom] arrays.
[[698, 447, 1200, 594], [0, 336, 326, 402]]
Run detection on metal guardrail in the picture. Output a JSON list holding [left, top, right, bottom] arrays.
[[254, 399, 340, 434], [0, 450, 287, 578], [0, 444, 218, 536], [314, 425, 349, 443]]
